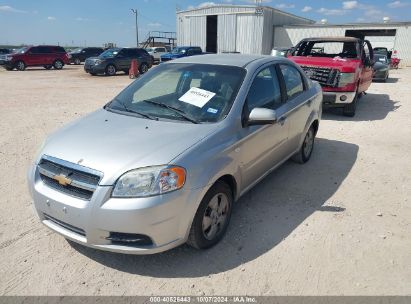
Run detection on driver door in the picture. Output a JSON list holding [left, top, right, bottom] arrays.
[[237, 64, 290, 192], [359, 40, 374, 92]]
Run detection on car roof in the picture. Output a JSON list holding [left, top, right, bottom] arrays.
[[167, 54, 288, 68], [301, 37, 361, 42]]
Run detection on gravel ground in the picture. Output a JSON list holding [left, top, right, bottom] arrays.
[[0, 65, 410, 296]]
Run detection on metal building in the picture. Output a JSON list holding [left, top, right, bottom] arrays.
[[274, 22, 411, 66], [176, 5, 314, 55]]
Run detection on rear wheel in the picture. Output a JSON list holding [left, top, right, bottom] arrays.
[[53, 60, 64, 70], [105, 64, 116, 76], [343, 93, 358, 117], [15, 61, 26, 71], [292, 126, 315, 164], [139, 63, 149, 74], [187, 181, 233, 249], [74, 58, 81, 65]]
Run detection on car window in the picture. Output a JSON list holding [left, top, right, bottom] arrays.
[[247, 66, 282, 111], [280, 65, 304, 100], [55, 46, 66, 53], [158, 48, 166, 52]]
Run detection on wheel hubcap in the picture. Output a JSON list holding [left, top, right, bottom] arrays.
[[303, 130, 314, 158], [17, 62, 24, 70], [55, 61, 62, 69], [108, 66, 115, 75], [202, 193, 229, 241]]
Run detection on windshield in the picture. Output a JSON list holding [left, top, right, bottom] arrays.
[[13, 47, 28, 54], [99, 48, 120, 58], [293, 41, 359, 59], [70, 48, 82, 53], [106, 63, 246, 123], [146, 48, 153, 52], [172, 48, 186, 54]]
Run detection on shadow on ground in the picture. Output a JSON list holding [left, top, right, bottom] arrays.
[[70, 138, 358, 278], [323, 92, 400, 121]]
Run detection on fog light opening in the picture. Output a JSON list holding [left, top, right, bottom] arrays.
[[340, 95, 347, 102]]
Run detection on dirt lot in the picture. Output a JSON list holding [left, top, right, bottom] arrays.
[[0, 65, 410, 296]]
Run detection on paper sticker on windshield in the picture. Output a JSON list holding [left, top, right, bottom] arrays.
[[179, 87, 216, 108], [207, 108, 218, 114]]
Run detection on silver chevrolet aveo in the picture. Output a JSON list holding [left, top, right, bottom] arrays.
[[28, 55, 322, 254]]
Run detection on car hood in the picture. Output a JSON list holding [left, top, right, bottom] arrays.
[[289, 56, 362, 73], [40, 109, 219, 185]]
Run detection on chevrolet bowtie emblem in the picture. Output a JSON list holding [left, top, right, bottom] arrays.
[[53, 174, 72, 186]]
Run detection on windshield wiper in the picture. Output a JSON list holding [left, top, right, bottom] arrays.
[[108, 99, 156, 120], [141, 99, 200, 124]]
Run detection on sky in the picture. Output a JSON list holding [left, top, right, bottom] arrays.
[[1, 0, 411, 47]]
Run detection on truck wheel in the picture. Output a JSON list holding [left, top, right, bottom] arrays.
[[15, 61, 26, 71], [292, 126, 315, 164], [343, 93, 358, 117], [187, 181, 233, 249]]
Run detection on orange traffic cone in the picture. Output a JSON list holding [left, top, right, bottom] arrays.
[[129, 59, 139, 79]]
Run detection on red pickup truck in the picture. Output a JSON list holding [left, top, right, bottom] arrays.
[[288, 37, 374, 117]]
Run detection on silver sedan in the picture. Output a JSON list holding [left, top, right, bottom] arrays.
[[28, 54, 322, 254]]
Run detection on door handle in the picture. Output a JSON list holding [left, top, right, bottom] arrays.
[[278, 116, 287, 126]]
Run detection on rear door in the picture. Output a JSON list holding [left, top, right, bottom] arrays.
[[238, 64, 290, 191], [26, 47, 43, 65], [278, 63, 313, 153], [116, 49, 132, 70]]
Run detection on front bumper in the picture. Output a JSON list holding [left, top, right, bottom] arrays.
[[84, 63, 106, 74], [28, 163, 205, 254], [322, 91, 356, 106], [0, 61, 13, 68]]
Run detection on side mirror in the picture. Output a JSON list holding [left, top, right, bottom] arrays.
[[247, 108, 277, 126]]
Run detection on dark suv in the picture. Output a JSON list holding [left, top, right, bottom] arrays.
[[68, 47, 104, 65], [0, 45, 70, 71], [84, 48, 152, 76]]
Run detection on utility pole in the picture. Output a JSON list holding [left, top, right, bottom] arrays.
[[131, 9, 139, 47]]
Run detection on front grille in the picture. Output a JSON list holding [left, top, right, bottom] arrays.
[[301, 66, 340, 87], [38, 155, 102, 201], [44, 213, 86, 236]]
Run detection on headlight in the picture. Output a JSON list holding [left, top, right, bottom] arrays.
[[112, 165, 186, 198], [338, 72, 355, 87], [94, 59, 103, 65]]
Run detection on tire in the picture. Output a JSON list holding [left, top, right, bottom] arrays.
[[292, 126, 315, 164], [53, 60, 64, 70], [105, 64, 116, 76], [74, 58, 81, 65], [139, 63, 149, 74], [15, 61, 26, 71], [343, 93, 358, 117], [187, 181, 233, 249], [44, 65, 52, 70]]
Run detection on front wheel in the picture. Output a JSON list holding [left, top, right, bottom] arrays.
[[53, 60, 64, 70], [105, 64, 116, 76], [292, 126, 315, 164], [15, 61, 26, 71], [187, 181, 233, 249], [74, 58, 81, 65]]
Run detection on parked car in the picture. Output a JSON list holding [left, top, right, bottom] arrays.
[[68, 47, 104, 65], [0, 45, 70, 71], [373, 54, 390, 81], [145, 46, 168, 63], [28, 54, 322, 254], [160, 46, 203, 62], [271, 47, 290, 57], [289, 37, 374, 117], [84, 47, 152, 76], [0, 48, 11, 55]]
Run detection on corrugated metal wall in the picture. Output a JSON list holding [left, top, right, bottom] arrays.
[[176, 5, 313, 55], [281, 24, 411, 66], [217, 14, 237, 53]]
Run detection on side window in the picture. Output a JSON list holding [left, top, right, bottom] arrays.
[[187, 49, 194, 56], [280, 65, 304, 100], [29, 47, 40, 54], [363, 42, 370, 62], [247, 66, 282, 111], [159, 48, 166, 52]]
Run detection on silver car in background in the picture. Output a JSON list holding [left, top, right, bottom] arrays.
[[28, 55, 322, 254]]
